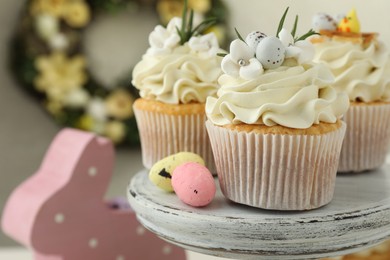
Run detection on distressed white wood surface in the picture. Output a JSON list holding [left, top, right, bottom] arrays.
[[127, 165, 390, 260]]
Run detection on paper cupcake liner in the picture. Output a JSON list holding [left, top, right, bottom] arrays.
[[134, 107, 215, 173], [206, 121, 346, 210], [338, 104, 390, 172]]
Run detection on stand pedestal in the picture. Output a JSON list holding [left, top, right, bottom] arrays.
[[128, 165, 390, 260]]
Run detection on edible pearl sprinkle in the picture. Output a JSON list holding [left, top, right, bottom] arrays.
[[54, 213, 65, 223], [89, 238, 98, 248], [88, 167, 97, 177], [238, 59, 247, 67]]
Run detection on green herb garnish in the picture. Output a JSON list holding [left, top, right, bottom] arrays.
[[234, 27, 245, 42], [276, 7, 319, 43], [276, 7, 289, 37], [176, 0, 217, 45], [291, 15, 298, 38], [217, 52, 228, 57], [295, 29, 318, 42]]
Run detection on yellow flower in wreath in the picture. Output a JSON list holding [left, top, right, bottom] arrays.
[[30, 0, 90, 28], [76, 114, 94, 131], [62, 1, 91, 28], [157, 0, 211, 25], [45, 99, 64, 117], [188, 0, 211, 13], [157, 0, 183, 25], [34, 52, 87, 102], [105, 89, 134, 120], [30, 0, 66, 17], [104, 121, 126, 144]]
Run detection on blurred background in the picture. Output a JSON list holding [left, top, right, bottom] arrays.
[[1, 0, 389, 259]]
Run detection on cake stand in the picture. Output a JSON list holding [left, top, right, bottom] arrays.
[[127, 165, 390, 260]]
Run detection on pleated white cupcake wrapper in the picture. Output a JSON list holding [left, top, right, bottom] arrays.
[[206, 121, 346, 210], [134, 107, 216, 173], [338, 104, 390, 172]]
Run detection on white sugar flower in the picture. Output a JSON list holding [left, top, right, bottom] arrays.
[[278, 28, 314, 64], [166, 17, 183, 33], [147, 17, 183, 56], [221, 39, 264, 80], [189, 33, 219, 58]]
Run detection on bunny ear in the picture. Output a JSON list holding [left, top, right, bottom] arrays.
[[2, 129, 186, 260], [1, 129, 114, 247]]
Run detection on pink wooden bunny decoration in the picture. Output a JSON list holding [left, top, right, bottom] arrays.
[[1, 128, 186, 260]]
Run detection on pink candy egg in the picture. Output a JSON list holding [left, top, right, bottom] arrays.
[[172, 162, 216, 207]]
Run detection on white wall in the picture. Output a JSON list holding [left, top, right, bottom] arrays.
[[224, 0, 390, 46]]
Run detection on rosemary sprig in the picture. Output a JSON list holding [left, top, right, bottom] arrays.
[[191, 17, 217, 35], [276, 7, 319, 42], [176, 0, 217, 45], [276, 7, 289, 37], [295, 29, 319, 42], [291, 15, 298, 38], [234, 27, 245, 42]]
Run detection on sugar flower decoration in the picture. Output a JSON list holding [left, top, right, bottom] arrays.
[[278, 28, 314, 64], [147, 18, 182, 56], [219, 7, 317, 79], [221, 39, 263, 80], [189, 33, 219, 58], [147, 0, 217, 56]]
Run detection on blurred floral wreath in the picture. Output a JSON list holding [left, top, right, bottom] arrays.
[[11, 0, 229, 145]]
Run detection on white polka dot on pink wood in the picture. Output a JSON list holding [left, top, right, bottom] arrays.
[[116, 255, 125, 260], [88, 167, 97, 177], [136, 225, 145, 235], [162, 245, 172, 255], [54, 213, 65, 223], [88, 238, 98, 248]]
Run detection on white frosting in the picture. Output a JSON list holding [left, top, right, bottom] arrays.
[[132, 17, 223, 104], [206, 62, 349, 128], [132, 43, 222, 104], [313, 39, 390, 102]]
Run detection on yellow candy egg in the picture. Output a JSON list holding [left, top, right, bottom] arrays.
[[149, 152, 205, 192]]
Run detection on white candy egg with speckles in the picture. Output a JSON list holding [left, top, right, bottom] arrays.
[[312, 13, 338, 32], [245, 31, 267, 52], [256, 36, 285, 70]]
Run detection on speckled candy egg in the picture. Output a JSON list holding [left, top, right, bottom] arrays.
[[149, 152, 205, 192], [172, 162, 216, 207], [312, 13, 338, 32], [256, 36, 285, 69], [245, 31, 267, 52]]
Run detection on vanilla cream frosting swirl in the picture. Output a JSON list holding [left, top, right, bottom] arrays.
[[313, 40, 390, 102], [132, 44, 222, 104], [206, 62, 349, 128]]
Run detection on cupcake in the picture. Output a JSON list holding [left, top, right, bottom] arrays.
[[132, 3, 223, 171], [312, 10, 390, 173], [205, 8, 350, 210]]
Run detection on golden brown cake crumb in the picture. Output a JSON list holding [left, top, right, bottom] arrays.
[[312, 30, 378, 48], [219, 120, 343, 135], [133, 98, 205, 115], [350, 101, 390, 106]]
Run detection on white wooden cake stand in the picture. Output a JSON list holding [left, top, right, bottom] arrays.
[[127, 165, 390, 260]]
